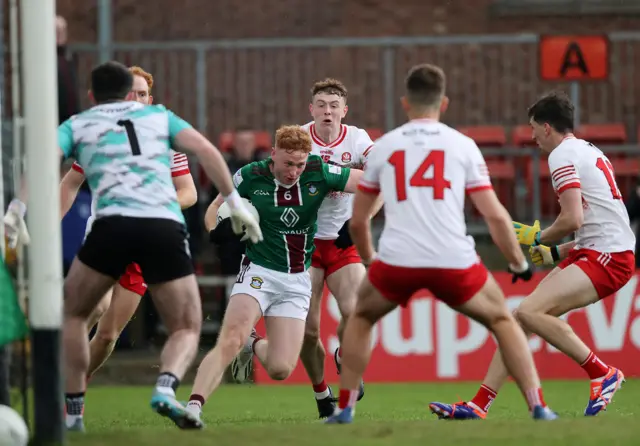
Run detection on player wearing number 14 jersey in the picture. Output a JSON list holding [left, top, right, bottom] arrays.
[[326, 64, 557, 424], [431, 92, 634, 420]]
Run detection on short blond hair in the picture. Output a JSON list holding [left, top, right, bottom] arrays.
[[129, 66, 153, 91], [311, 78, 347, 102], [275, 125, 312, 153]]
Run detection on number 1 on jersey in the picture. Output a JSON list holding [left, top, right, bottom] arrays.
[[596, 158, 622, 200], [117, 119, 142, 156], [388, 150, 451, 201]]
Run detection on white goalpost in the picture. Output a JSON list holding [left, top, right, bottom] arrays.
[[20, 0, 64, 443]]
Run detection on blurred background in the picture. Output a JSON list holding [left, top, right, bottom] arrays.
[[3, 0, 640, 384]]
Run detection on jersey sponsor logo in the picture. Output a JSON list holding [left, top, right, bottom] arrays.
[[250, 276, 264, 289], [308, 184, 319, 196], [341, 152, 352, 163], [280, 228, 311, 235], [253, 190, 270, 196], [280, 208, 300, 228], [328, 165, 342, 175]]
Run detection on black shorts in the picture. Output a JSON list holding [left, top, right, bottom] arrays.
[[77, 216, 193, 285]]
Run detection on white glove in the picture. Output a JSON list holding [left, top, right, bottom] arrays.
[[230, 208, 262, 244], [3, 199, 30, 249], [224, 191, 263, 244]]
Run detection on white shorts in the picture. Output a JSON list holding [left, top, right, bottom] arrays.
[[231, 258, 311, 320]]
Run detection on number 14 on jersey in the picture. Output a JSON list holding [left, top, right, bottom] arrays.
[[388, 150, 451, 201]]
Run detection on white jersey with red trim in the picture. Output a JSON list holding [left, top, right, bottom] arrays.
[[74, 150, 191, 235], [300, 122, 374, 240], [548, 137, 635, 253], [360, 120, 492, 269]]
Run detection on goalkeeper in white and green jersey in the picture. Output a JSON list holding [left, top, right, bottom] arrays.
[[4, 61, 262, 431]]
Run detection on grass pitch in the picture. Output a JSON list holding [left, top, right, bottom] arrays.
[[42, 379, 640, 445]]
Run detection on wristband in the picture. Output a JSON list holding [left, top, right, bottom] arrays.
[[8, 198, 26, 218], [223, 190, 243, 210], [551, 246, 560, 262], [533, 231, 541, 246], [509, 259, 529, 273]]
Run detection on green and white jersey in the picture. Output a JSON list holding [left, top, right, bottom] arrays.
[[234, 154, 350, 273], [58, 101, 192, 224]]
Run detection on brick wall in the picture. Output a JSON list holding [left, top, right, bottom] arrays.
[[24, 1, 640, 136], [57, 0, 640, 42]]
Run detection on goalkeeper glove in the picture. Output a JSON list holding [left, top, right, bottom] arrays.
[[512, 220, 541, 246], [529, 245, 560, 266], [3, 199, 30, 249], [223, 190, 263, 244]]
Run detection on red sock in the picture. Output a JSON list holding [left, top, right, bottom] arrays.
[[580, 352, 609, 379], [524, 388, 546, 411], [470, 384, 497, 413], [338, 389, 359, 410], [313, 380, 328, 393]]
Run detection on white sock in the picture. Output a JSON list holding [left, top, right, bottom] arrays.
[[65, 414, 82, 428], [155, 386, 176, 397], [314, 388, 331, 400], [186, 400, 202, 415]]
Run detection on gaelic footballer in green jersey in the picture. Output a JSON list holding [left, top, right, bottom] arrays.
[[11, 61, 260, 432], [186, 125, 363, 418], [231, 155, 349, 273]]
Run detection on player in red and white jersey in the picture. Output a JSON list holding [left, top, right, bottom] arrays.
[[326, 64, 557, 424], [431, 92, 634, 420], [299, 79, 378, 417], [57, 66, 197, 427]]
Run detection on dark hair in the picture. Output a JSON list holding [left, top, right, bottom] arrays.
[[90, 61, 133, 103], [311, 78, 348, 103], [527, 91, 574, 133], [405, 64, 446, 107]]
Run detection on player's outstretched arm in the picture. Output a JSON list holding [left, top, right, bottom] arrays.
[[539, 188, 583, 245], [343, 169, 364, 194], [173, 129, 236, 198], [469, 188, 528, 270], [60, 167, 85, 218], [173, 128, 262, 243], [172, 173, 197, 210]]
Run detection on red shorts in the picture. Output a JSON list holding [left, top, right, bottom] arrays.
[[557, 248, 635, 299], [118, 263, 147, 296], [368, 259, 488, 307], [311, 239, 361, 276]]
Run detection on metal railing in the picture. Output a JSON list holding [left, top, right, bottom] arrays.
[[2, 32, 639, 219], [56, 32, 640, 139]]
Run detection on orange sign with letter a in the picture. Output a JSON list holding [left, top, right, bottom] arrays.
[[540, 35, 609, 81]]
